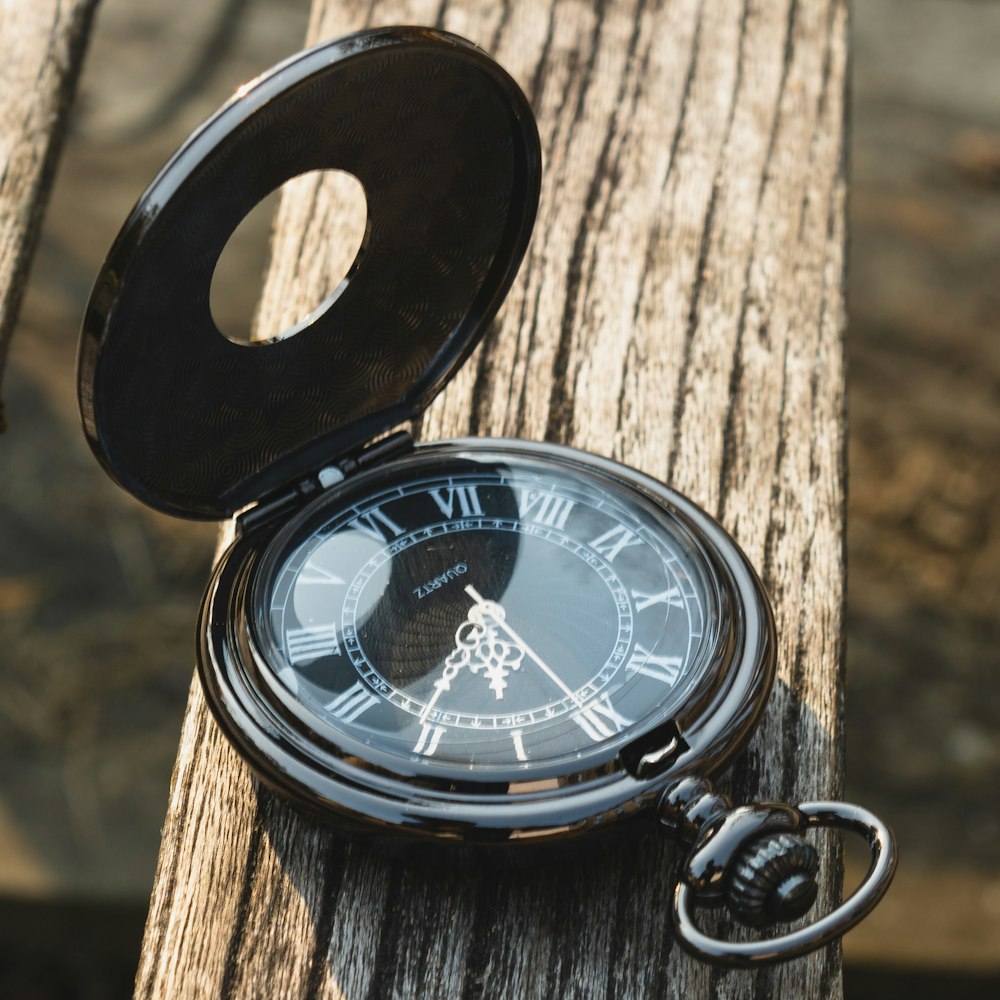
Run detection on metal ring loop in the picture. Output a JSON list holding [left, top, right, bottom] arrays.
[[672, 801, 897, 967]]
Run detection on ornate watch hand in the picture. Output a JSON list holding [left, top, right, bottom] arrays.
[[463, 585, 585, 709], [419, 655, 463, 723], [420, 598, 525, 721]]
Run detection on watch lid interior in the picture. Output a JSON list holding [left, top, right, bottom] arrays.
[[78, 26, 541, 519]]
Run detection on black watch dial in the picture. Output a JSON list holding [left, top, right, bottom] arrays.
[[254, 450, 721, 774]]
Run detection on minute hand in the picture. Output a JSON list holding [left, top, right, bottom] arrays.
[[463, 585, 585, 709]]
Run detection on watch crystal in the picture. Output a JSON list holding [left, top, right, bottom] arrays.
[[259, 452, 717, 773]]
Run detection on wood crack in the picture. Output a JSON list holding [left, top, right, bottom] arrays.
[[631, 0, 704, 330], [218, 809, 266, 1000], [717, 0, 801, 515], [667, 0, 751, 491], [545, 0, 613, 444]]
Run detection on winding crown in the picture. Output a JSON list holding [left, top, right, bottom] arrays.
[[727, 831, 820, 927]]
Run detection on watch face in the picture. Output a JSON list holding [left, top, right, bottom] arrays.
[[251, 447, 725, 777]]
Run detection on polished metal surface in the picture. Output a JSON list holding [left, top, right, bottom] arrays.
[[672, 801, 898, 966], [198, 439, 777, 846], [78, 27, 541, 518]]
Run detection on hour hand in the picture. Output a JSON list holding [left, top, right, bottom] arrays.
[[463, 586, 583, 708], [449, 598, 524, 699], [419, 596, 523, 722]]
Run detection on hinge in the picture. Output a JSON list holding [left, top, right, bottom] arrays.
[[335, 429, 415, 478], [234, 429, 415, 536]]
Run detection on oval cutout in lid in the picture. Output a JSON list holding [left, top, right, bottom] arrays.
[[78, 26, 541, 519]]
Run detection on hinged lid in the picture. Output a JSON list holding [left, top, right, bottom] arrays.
[[78, 27, 541, 519]]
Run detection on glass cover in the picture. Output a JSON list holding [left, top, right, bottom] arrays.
[[256, 451, 720, 772]]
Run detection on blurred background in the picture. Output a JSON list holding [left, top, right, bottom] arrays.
[[1, 0, 997, 996]]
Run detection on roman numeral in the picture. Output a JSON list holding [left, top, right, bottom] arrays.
[[517, 490, 576, 529], [286, 624, 341, 664], [626, 645, 682, 685], [298, 562, 345, 586], [349, 505, 404, 542], [511, 729, 528, 762], [413, 723, 446, 756], [630, 586, 683, 611], [430, 485, 483, 519], [324, 681, 379, 723], [571, 693, 634, 742], [589, 525, 642, 562]]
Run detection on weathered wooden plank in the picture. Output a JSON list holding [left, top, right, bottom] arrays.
[[134, 0, 850, 997], [0, 0, 99, 419]]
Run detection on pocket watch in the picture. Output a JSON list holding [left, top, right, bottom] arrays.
[[77, 26, 895, 967]]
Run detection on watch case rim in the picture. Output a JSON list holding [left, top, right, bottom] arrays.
[[196, 438, 776, 846]]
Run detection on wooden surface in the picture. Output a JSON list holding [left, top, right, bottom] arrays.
[[135, 0, 851, 997], [0, 0, 99, 413]]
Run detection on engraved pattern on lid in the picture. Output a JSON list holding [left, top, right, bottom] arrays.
[[78, 27, 541, 518]]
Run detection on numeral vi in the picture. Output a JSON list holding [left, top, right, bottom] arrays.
[[349, 505, 404, 542]]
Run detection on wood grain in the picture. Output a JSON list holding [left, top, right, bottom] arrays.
[[0, 0, 99, 414], [135, 0, 851, 996]]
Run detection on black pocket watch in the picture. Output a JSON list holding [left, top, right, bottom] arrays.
[[77, 26, 895, 967]]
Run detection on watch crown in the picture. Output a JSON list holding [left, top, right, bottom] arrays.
[[726, 831, 820, 927]]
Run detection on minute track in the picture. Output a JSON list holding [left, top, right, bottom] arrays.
[[260, 454, 713, 771]]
